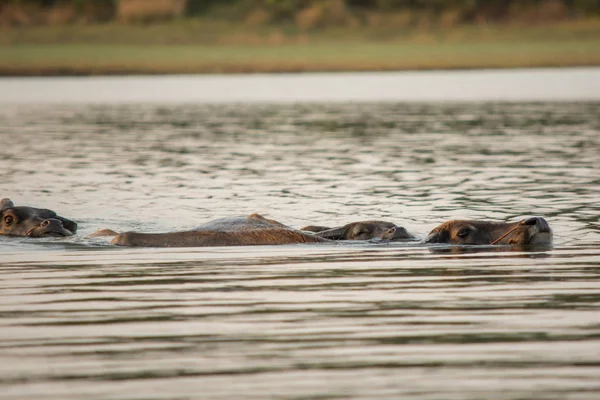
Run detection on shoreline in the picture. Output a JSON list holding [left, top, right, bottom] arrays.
[[1, 61, 599, 77], [1, 43, 598, 77], [2, 19, 599, 77]]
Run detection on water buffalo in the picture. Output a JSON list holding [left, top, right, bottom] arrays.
[[0, 198, 77, 237], [425, 217, 552, 245], [91, 213, 329, 247], [301, 220, 413, 241]]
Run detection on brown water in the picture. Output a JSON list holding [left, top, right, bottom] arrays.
[[1, 74, 600, 399]]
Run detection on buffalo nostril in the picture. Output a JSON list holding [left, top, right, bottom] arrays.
[[524, 217, 541, 226]]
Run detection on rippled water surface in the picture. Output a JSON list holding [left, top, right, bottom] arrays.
[[1, 76, 600, 399]]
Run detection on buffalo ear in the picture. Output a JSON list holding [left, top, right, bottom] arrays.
[[1, 198, 15, 210], [57, 216, 78, 234], [384, 227, 397, 239]]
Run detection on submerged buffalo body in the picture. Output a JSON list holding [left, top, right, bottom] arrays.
[[7, 198, 548, 249], [425, 217, 552, 246], [94, 214, 416, 248], [95, 213, 328, 247], [0, 198, 77, 237], [100, 216, 554, 248], [302, 220, 413, 241]]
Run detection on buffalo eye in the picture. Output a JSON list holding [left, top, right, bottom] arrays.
[[4, 215, 14, 225], [456, 228, 470, 238]]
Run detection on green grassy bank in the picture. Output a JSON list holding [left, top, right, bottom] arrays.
[[1, 19, 599, 76]]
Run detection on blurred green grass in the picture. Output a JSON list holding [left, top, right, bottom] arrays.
[[1, 19, 599, 75]]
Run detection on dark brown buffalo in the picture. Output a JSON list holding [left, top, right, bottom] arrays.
[[425, 217, 552, 245], [91, 213, 328, 247], [0, 198, 77, 237], [302, 220, 413, 241]]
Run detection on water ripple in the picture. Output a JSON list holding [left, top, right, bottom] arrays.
[[1, 101, 600, 399]]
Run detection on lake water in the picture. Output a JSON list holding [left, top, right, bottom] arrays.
[[1, 69, 600, 399]]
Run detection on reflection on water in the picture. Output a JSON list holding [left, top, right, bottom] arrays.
[[1, 68, 600, 103], [1, 98, 600, 399]]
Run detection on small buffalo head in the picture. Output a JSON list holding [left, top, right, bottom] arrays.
[[313, 220, 413, 241], [0, 198, 77, 237]]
